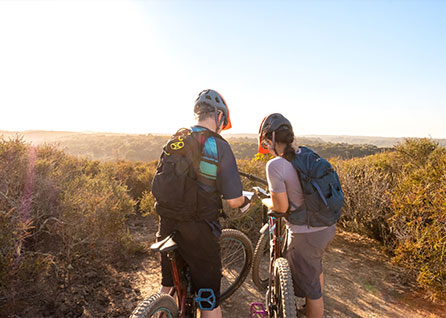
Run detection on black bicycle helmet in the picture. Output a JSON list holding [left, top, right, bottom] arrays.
[[194, 89, 232, 130], [258, 113, 293, 154]]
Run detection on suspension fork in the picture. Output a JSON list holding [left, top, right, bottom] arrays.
[[267, 215, 280, 314]]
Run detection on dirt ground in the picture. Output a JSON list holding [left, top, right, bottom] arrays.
[[126, 215, 445, 318], [14, 214, 442, 317]]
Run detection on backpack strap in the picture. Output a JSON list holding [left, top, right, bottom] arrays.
[[191, 126, 226, 181], [287, 147, 311, 226]]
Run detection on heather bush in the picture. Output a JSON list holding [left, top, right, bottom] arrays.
[[336, 138, 446, 298], [0, 139, 137, 314], [140, 190, 156, 217], [390, 141, 446, 298], [105, 160, 157, 212], [0, 138, 53, 307], [334, 152, 397, 246]]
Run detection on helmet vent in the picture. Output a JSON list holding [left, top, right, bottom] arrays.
[[194, 89, 231, 130]]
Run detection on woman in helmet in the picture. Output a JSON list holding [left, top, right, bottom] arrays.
[[258, 113, 336, 318]]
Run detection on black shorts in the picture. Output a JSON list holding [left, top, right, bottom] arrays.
[[156, 217, 222, 302]]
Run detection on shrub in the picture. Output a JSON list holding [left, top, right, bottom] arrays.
[[334, 152, 397, 246], [0, 139, 137, 314], [140, 190, 156, 217], [390, 142, 446, 298], [106, 160, 157, 213], [336, 138, 446, 298]]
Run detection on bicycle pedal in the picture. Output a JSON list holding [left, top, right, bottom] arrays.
[[250, 302, 267, 318], [195, 288, 216, 311]]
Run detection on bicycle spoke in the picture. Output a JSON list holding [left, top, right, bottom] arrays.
[[222, 252, 245, 268], [221, 241, 246, 267], [221, 246, 242, 263], [219, 229, 253, 301]]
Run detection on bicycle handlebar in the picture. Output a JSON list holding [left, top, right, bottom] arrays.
[[239, 171, 267, 185]]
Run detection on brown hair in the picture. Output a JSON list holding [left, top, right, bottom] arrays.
[[264, 127, 295, 161]]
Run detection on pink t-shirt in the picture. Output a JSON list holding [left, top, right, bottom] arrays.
[[266, 156, 328, 233]]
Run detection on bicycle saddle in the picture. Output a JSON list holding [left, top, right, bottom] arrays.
[[150, 232, 178, 253]]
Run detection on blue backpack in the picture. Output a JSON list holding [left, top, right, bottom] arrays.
[[287, 146, 344, 227]]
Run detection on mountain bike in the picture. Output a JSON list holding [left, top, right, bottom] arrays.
[[238, 172, 272, 291], [259, 209, 296, 318], [130, 228, 253, 318], [239, 172, 296, 318]]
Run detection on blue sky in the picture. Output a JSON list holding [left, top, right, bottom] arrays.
[[0, 0, 445, 138]]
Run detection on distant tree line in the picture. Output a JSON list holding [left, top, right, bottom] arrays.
[[57, 134, 386, 161]]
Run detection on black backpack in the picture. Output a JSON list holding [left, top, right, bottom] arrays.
[[151, 128, 210, 221]]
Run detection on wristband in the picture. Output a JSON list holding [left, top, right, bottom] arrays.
[[240, 196, 251, 213]]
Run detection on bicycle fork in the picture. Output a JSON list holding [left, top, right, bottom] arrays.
[[267, 215, 286, 316]]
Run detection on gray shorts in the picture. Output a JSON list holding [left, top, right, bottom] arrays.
[[286, 225, 336, 300]]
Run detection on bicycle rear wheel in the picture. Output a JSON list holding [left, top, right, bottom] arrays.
[[219, 229, 253, 301], [269, 257, 296, 318], [130, 293, 178, 318], [252, 230, 269, 291]]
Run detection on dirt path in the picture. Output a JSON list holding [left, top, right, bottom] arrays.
[[128, 215, 445, 318]]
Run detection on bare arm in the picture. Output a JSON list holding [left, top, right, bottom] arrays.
[[225, 195, 245, 208], [261, 191, 289, 213]]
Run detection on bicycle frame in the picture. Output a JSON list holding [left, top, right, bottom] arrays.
[[166, 251, 184, 315], [266, 212, 286, 277], [161, 239, 218, 317], [143, 225, 252, 318], [165, 250, 195, 318]]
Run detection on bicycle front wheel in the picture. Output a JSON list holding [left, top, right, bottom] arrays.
[[130, 293, 178, 318], [219, 229, 253, 301], [270, 257, 296, 318], [252, 230, 270, 291]]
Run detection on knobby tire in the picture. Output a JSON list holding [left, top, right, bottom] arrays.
[[272, 257, 296, 318], [219, 229, 253, 301], [251, 230, 269, 291], [130, 293, 178, 318]]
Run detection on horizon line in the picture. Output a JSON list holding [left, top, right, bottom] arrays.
[[1, 129, 445, 140]]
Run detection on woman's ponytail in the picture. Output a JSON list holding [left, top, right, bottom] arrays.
[[274, 128, 296, 162]]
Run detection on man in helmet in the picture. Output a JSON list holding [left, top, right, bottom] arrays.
[[156, 89, 250, 318]]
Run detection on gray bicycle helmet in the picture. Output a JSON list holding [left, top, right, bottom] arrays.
[[194, 89, 232, 130]]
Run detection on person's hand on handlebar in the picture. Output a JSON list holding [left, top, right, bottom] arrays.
[[225, 194, 251, 213], [262, 192, 289, 213], [253, 186, 270, 199], [261, 197, 273, 209]]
